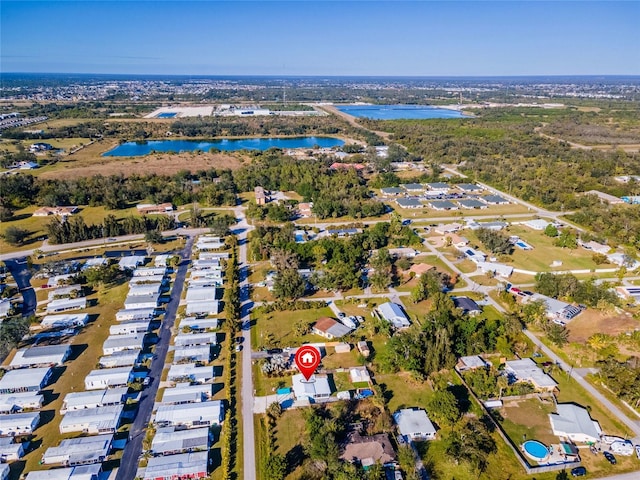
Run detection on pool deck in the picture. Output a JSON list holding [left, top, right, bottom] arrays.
[[521, 442, 581, 466]]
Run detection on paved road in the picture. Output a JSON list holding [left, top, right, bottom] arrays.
[[235, 208, 258, 480], [115, 235, 194, 480], [4, 257, 36, 317]]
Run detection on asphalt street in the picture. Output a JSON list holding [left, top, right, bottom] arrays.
[[4, 257, 36, 317]]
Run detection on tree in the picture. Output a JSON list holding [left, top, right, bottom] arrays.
[[544, 224, 559, 237], [555, 230, 578, 249], [264, 454, 287, 480], [427, 389, 461, 428], [272, 268, 306, 300], [3, 226, 29, 245], [144, 230, 164, 244], [445, 417, 496, 472], [0, 205, 14, 222], [556, 470, 570, 480], [270, 249, 299, 272], [545, 322, 569, 347]]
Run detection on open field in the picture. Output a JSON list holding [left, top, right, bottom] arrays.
[[498, 397, 558, 446], [567, 310, 639, 344], [252, 306, 335, 350]]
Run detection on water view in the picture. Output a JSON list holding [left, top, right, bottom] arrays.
[[103, 136, 345, 157], [337, 104, 469, 120]]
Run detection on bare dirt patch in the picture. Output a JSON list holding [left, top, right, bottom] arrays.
[[567, 310, 639, 343], [39, 151, 246, 179]]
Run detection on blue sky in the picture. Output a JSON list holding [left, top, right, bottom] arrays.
[[2, 1, 639, 75]]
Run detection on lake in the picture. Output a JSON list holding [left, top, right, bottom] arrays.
[[336, 104, 468, 120], [103, 136, 345, 157]]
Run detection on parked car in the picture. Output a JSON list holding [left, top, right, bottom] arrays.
[[603, 451, 617, 464], [635, 444, 640, 459], [570, 466, 587, 477]]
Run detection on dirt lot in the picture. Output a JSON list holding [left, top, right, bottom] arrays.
[[39, 150, 246, 179], [567, 309, 640, 343]]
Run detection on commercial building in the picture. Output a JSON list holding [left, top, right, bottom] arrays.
[[47, 297, 86, 313], [61, 388, 128, 413], [393, 408, 437, 441], [10, 344, 71, 368], [154, 401, 224, 428], [377, 302, 411, 329], [161, 384, 212, 405], [150, 427, 211, 456], [549, 404, 602, 443], [42, 434, 112, 466], [102, 333, 144, 355], [0, 367, 52, 393], [84, 367, 133, 390], [143, 451, 209, 480], [0, 411, 40, 435], [0, 391, 43, 413], [311, 317, 352, 339], [59, 405, 123, 434], [292, 374, 332, 401], [505, 358, 557, 392], [40, 313, 89, 329], [24, 464, 102, 480], [167, 364, 215, 383]]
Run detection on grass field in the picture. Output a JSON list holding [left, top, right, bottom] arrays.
[[252, 306, 335, 350]]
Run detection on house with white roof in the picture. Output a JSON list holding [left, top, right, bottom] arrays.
[[98, 348, 141, 368], [161, 384, 212, 405], [109, 320, 149, 335], [82, 258, 107, 270], [174, 332, 217, 347], [186, 300, 220, 316], [0, 437, 25, 462], [292, 374, 332, 401], [150, 426, 211, 456], [24, 464, 101, 480], [0, 367, 52, 393], [127, 283, 161, 297], [393, 408, 437, 441], [377, 302, 411, 329], [476, 261, 513, 278], [102, 333, 144, 355], [456, 245, 487, 264], [549, 403, 602, 443], [154, 401, 223, 428], [84, 367, 133, 390], [59, 404, 123, 434], [129, 275, 166, 285], [505, 358, 557, 391], [580, 240, 610, 255], [143, 451, 208, 480], [116, 307, 156, 322], [40, 313, 89, 329], [195, 236, 225, 251], [174, 345, 211, 363], [118, 256, 146, 271], [47, 284, 82, 302], [154, 254, 170, 267], [132, 267, 166, 277], [179, 317, 219, 331], [47, 297, 86, 313], [10, 344, 71, 368], [167, 364, 215, 383], [42, 434, 112, 466], [524, 219, 550, 231], [61, 388, 128, 414], [123, 293, 159, 309], [0, 411, 40, 436], [456, 355, 489, 371], [0, 392, 43, 413]]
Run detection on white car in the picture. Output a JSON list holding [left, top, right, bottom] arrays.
[[635, 444, 640, 460]]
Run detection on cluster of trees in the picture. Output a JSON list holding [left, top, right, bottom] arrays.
[[0, 316, 30, 360], [377, 293, 520, 380], [410, 269, 452, 303], [462, 367, 535, 400], [44, 215, 176, 245], [246, 202, 292, 222], [475, 228, 513, 255], [534, 273, 619, 309], [596, 357, 640, 409]]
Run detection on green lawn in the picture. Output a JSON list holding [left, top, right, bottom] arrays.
[[252, 306, 335, 350]]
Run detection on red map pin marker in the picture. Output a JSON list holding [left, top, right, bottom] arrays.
[[294, 345, 321, 381]]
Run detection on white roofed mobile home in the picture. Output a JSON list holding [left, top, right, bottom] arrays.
[[154, 400, 224, 428], [40, 313, 89, 329], [0, 367, 52, 393], [59, 404, 123, 434], [84, 367, 133, 389], [61, 387, 127, 413], [10, 344, 71, 367]]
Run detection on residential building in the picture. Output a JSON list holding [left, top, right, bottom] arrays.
[[408, 263, 435, 277], [174, 345, 211, 363], [580, 240, 610, 255], [124, 293, 160, 310], [84, 367, 133, 390], [174, 332, 217, 347], [47, 297, 86, 313], [154, 401, 223, 428], [356, 341, 370, 358], [426, 182, 450, 192], [195, 236, 225, 251], [132, 267, 166, 277], [127, 283, 161, 297], [102, 333, 144, 355], [116, 307, 156, 322], [255, 186, 267, 205], [179, 317, 219, 331], [467, 220, 508, 231], [47, 284, 82, 301], [185, 286, 218, 302], [401, 183, 424, 193], [136, 203, 174, 214], [61, 388, 128, 414], [549, 404, 602, 443], [349, 367, 371, 385], [185, 300, 220, 316], [59, 405, 123, 434], [161, 384, 212, 405], [167, 364, 215, 383], [98, 349, 141, 368], [387, 247, 417, 258], [24, 465, 101, 480], [393, 408, 437, 441], [429, 200, 457, 211], [583, 190, 625, 205], [297, 202, 314, 217], [446, 233, 469, 247], [524, 219, 551, 231], [456, 183, 483, 193], [434, 223, 462, 235], [456, 355, 489, 371], [42, 434, 112, 466], [396, 198, 423, 209], [482, 194, 509, 205], [150, 427, 211, 456], [377, 302, 411, 329], [529, 293, 582, 324], [109, 321, 149, 335], [143, 451, 208, 480], [452, 296, 482, 316], [0, 412, 40, 435], [118, 256, 146, 271], [82, 258, 107, 270], [32, 206, 79, 217], [456, 245, 487, 264], [40, 313, 89, 329], [476, 261, 513, 278], [340, 431, 396, 468], [292, 374, 332, 401], [0, 437, 25, 462], [0, 367, 52, 393], [0, 392, 43, 413], [380, 187, 403, 196], [10, 344, 71, 368], [505, 358, 557, 391], [311, 317, 352, 339]]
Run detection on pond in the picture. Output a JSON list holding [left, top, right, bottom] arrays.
[[336, 104, 469, 120]]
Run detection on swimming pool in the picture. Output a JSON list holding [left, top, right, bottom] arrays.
[[156, 112, 177, 118], [523, 440, 550, 461]]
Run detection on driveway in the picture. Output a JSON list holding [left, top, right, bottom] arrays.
[[115, 235, 194, 480]]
